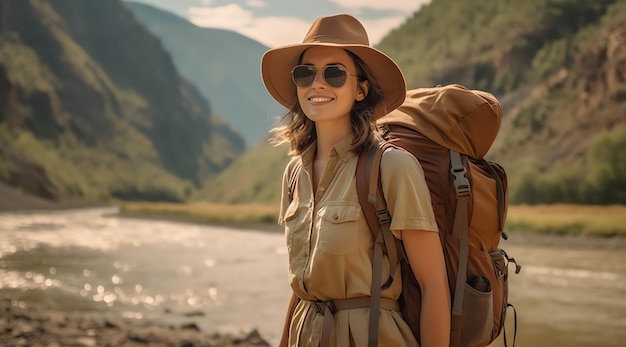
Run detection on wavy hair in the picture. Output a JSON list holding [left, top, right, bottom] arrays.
[[269, 49, 384, 156]]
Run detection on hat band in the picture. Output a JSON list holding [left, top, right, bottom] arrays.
[[304, 34, 368, 45]]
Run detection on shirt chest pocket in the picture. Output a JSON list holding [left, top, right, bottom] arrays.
[[317, 202, 367, 255], [283, 200, 304, 252]]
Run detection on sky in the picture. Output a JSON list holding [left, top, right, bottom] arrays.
[[125, 0, 432, 48]]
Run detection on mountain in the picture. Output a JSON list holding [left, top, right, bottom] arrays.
[[200, 0, 626, 205], [124, 1, 282, 148], [378, 0, 626, 204], [0, 0, 245, 203], [194, 141, 290, 204]]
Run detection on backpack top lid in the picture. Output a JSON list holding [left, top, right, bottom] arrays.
[[377, 84, 502, 159]]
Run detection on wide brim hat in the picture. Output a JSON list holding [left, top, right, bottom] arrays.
[[261, 14, 406, 118]]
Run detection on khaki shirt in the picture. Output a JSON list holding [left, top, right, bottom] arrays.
[[279, 136, 438, 347]]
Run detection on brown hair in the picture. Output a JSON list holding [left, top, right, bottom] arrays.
[[269, 49, 384, 156]]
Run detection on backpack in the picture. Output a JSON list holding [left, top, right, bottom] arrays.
[[358, 84, 521, 347]]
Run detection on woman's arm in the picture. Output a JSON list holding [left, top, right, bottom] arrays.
[[401, 229, 450, 347]]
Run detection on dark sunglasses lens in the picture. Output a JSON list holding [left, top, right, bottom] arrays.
[[292, 66, 315, 87], [324, 66, 348, 87]]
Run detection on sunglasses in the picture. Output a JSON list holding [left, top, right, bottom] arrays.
[[291, 64, 359, 88]]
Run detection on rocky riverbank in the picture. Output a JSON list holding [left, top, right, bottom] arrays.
[[0, 182, 106, 212], [0, 300, 270, 347]]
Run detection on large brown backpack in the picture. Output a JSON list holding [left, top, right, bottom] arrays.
[[358, 84, 521, 347]]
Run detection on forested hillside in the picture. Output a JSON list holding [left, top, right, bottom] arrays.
[[378, 0, 626, 203], [0, 0, 244, 203], [1, 0, 624, 207], [125, 2, 279, 148], [200, 0, 626, 205]]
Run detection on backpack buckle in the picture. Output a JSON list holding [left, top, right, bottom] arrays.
[[379, 123, 391, 137], [451, 166, 471, 198], [376, 209, 391, 225]]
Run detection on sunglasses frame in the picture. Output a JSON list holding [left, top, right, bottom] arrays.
[[291, 64, 359, 88]]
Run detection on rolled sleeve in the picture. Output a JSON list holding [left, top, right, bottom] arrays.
[[380, 148, 438, 238], [279, 158, 301, 226]]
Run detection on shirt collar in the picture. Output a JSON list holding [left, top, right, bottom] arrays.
[[300, 133, 356, 166]]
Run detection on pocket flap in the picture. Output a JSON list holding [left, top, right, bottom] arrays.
[[319, 203, 361, 224], [281, 201, 300, 225]]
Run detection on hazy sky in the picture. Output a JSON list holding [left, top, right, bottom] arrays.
[[125, 0, 431, 47]]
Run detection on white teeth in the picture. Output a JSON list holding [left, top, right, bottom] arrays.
[[310, 97, 332, 103]]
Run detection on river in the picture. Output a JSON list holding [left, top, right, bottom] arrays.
[[1, 207, 624, 346]]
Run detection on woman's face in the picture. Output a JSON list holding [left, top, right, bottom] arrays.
[[296, 46, 368, 126]]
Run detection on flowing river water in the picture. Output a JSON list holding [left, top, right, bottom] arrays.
[[0, 207, 624, 346]]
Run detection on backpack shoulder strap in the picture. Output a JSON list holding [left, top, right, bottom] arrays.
[[356, 143, 382, 237], [356, 141, 400, 270], [449, 150, 471, 346], [287, 160, 302, 203], [356, 141, 401, 347]]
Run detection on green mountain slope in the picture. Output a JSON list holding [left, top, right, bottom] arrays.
[[193, 141, 290, 204], [201, 0, 626, 205], [0, 0, 244, 202], [125, 1, 282, 148]]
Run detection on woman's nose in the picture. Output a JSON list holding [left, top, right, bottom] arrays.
[[311, 70, 327, 88]]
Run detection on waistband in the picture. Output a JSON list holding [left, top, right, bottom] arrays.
[[305, 296, 399, 347], [307, 296, 399, 314]]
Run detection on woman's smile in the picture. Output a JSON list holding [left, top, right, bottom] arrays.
[[308, 95, 334, 104]]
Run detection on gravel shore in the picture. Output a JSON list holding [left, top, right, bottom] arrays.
[[0, 183, 106, 212], [0, 299, 270, 347]]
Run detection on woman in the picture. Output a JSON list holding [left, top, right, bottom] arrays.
[[261, 14, 450, 347]]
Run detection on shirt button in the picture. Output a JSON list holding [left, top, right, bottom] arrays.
[[319, 186, 325, 191]]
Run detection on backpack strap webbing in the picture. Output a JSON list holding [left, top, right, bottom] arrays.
[[356, 142, 400, 347], [357, 145, 380, 240], [356, 141, 400, 271], [287, 161, 302, 203], [450, 150, 471, 346], [504, 303, 518, 347]]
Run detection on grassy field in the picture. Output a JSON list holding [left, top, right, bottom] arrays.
[[120, 202, 279, 227], [505, 204, 626, 238], [120, 203, 626, 238]]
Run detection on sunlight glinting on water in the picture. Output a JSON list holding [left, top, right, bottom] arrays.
[[0, 208, 222, 253], [0, 209, 240, 315], [3, 208, 625, 347], [0, 269, 61, 290]]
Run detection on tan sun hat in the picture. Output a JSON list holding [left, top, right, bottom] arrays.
[[261, 14, 406, 118]]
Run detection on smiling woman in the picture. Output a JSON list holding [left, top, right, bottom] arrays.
[[261, 13, 450, 347]]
